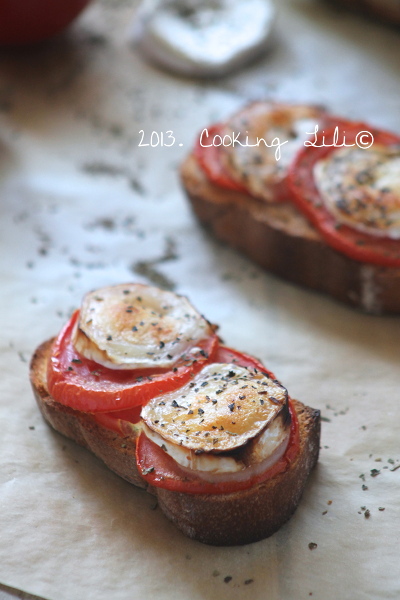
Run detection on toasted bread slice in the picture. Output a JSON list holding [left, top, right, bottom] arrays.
[[30, 338, 320, 546], [181, 153, 400, 315]]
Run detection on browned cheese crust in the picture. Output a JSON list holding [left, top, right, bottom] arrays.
[[30, 338, 321, 546], [181, 153, 400, 315]]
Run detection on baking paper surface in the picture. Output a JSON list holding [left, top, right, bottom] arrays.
[[1, 1, 400, 599]]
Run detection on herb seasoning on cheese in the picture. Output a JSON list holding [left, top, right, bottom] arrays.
[[72, 283, 213, 370], [142, 363, 287, 452]]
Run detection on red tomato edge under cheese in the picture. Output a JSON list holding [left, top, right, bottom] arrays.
[[47, 310, 219, 413], [135, 399, 299, 495]]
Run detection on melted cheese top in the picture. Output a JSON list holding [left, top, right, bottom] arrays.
[[314, 145, 400, 238], [220, 103, 325, 202], [141, 362, 287, 453], [72, 283, 213, 370]]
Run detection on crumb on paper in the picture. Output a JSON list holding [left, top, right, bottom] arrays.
[[308, 542, 318, 550]]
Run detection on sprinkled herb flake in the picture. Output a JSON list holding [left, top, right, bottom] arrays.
[[308, 543, 318, 550]]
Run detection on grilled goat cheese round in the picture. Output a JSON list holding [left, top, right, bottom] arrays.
[[220, 103, 325, 202], [141, 363, 290, 474], [314, 145, 400, 238], [72, 283, 213, 370]]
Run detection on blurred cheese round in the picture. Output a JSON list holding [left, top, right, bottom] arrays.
[[131, 0, 275, 77], [72, 283, 213, 370], [314, 146, 400, 239]]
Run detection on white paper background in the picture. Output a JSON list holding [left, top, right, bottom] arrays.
[[0, 1, 400, 599]]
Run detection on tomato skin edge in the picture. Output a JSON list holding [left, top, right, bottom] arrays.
[[194, 125, 250, 194], [47, 310, 219, 413], [92, 345, 279, 432]]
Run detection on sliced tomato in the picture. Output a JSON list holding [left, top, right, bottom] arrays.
[[214, 345, 276, 379], [195, 113, 353, 202], [136, 400, 299, 495], [194, 125, 249, 193], [47, 310, 219, 413], [99, 345, 279, 433], [288, 124, 400, 267], [92, 406, 142, 435]]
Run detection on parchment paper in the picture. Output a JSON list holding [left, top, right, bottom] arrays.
[[1, 1, 400, 599]]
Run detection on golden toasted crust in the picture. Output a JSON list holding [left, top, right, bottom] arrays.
[[181, 153, 400, 315], [30, 338, 320, 546]]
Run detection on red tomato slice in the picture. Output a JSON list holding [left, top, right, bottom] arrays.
[[0, 0, 91, 46], [288, 124, 400, 267], [214, 344, 276, 378], [194, 125, 249, 193], [47, 310, 219, 413], [195, 115, 353, 202], [99, 344, 279, 432], [136, 400, 299, 495], [93, 406, 142, 435]]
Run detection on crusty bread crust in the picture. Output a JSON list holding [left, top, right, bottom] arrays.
[[30, 339, 146, 490], [30, 338, 320, 546], [181, 153, 400, 315]]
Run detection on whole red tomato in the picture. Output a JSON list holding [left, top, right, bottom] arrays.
[[0, 0, 92, 46]]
